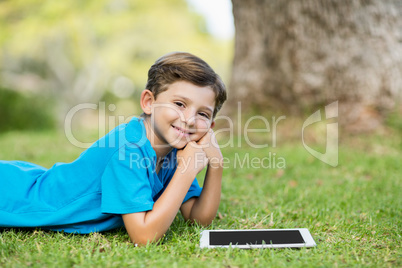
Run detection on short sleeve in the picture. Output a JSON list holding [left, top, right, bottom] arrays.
[[100, 145, 155, 214], [159, 149, 203, 204], [183, 178, 202, 203]]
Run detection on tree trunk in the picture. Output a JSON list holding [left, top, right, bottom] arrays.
[[230, 0, 402, 132]]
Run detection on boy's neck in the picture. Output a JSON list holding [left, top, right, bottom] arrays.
[[142, 117, 173, 160]]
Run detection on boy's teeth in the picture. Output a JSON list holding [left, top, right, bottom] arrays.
[[173, 125, 190, 134]]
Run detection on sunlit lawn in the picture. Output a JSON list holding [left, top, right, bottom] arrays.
[[0, 126, 400, 267]]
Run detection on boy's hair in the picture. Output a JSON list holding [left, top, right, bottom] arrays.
[[145, 52, 227, 118]]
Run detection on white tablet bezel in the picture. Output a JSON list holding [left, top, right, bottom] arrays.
[[200, 228, 316, 249]]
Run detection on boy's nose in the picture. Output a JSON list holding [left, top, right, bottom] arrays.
[[184, 115, 196, 127], [182, 110, 196, 126]]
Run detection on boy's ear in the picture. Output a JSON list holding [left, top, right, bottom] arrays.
[[210, 120, 215, 129], [140, 90, 155, 115]]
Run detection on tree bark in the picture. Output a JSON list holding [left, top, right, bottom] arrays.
[[230, 0, 402, 131]]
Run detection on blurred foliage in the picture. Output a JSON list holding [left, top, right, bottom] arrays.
[[385, 107, 402, 133], [0, 0, 233, 129], [0, 87, 55, 132]]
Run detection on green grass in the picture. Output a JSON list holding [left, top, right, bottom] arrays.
[[0, 128, 401, 267]]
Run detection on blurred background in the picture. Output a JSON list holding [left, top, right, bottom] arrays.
[[0, 0, 401, 136], [0, 0, 234, 133]]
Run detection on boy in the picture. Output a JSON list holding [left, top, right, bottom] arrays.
[[0, 52, 227, 246]]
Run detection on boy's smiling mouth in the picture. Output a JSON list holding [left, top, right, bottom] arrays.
[[171, 125, 194, 137]]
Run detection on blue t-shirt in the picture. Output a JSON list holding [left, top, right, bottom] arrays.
[[0, 117, 202, 233]]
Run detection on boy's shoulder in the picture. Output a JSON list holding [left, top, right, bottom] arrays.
[[99, 117, 149, 149], [122, 117, 149, 146]]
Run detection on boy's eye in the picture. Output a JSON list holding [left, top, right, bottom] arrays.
[[174, 102, 185, 108], [199, 112, 211, 119]]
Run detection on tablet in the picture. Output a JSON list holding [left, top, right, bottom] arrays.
[[200, 228, 316, 249]]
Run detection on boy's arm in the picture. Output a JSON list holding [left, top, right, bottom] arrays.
[[180, 129, 223, 226], [122, 142, 206, 246], [180, 164, 222, 226]]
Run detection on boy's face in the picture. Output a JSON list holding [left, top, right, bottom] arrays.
[[146, 81, 216, 149]]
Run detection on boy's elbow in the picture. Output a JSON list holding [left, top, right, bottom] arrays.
[[190, 213, 216, 227], [198, 217, 214, 227], [128, 232, 161, 246], [131, 237, 154, 247], [123, 213, 164, 246], [127, 225, 163, 246]]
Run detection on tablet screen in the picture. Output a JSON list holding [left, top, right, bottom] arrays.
[[209, 230, 305, 245]]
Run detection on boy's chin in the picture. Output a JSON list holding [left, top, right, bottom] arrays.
[[170, 139, 194, 150], [172, 143, 188, 150]]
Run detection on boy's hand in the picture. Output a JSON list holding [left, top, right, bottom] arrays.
[[176, 141, 208, 175], [196, 129, 223, 169]]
